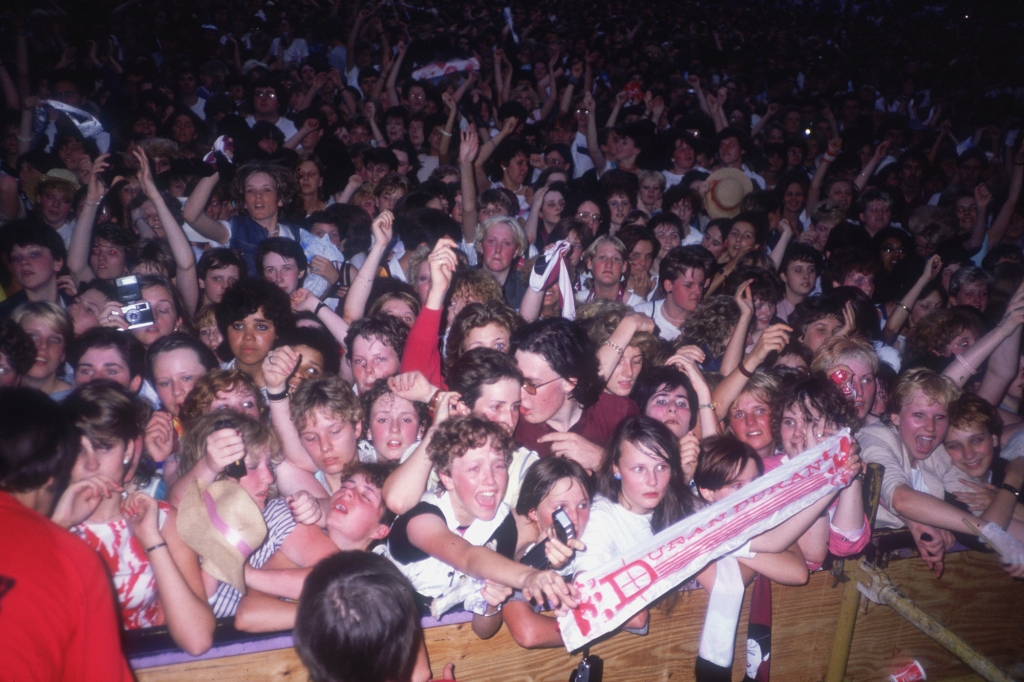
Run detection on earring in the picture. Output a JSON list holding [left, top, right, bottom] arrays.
[[613, 473, 622, 480], [123, 457, 131, 467]]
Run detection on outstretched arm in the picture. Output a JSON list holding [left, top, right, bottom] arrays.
[[459, 128, 480, 246], [67, 154, 109, 285]]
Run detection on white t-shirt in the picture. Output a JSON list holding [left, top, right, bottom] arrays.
[[245, 115, 298, 140], [270, 38, 309, 68], [633, 299, 682, 342], [574, 496, 653, 577]]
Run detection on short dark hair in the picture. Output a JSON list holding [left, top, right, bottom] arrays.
[[447, 347, 523, 409], [343, 314, 408, 358], [729, 211, 769, 249], [0, 387, 79, 499], [511, 318, 603, 408], [1, 220, 68, 262], [68, 327, 147, 379], [145, 332, 219, 384], [231, 163, 298, 217], [256, 236, 308, 278], [197, 247, 248, 280], [275, 325, 342, 376], [822, 248, 879, 292], [658, 246, 707, 288], [779, 243, 822, 275], [617, 225, 661, 261], [515, 456, 593, 517], [694, 434, 764, 501], [0, 320, 37, 378], [216, 279, 295, 342], [630, 365, 698, 432], [788, 295, 842, 341], [771, 373, 859, 446], [295, 551, 422, 682], [445, 301, 520, 370]]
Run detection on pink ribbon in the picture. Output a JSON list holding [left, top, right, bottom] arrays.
[[203, 490, 255, 558]]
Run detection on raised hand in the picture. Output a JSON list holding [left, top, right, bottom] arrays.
[[51, 475, 123, 529], [287, 490, 324, 525], [122, 491, 163, 547], [459, 128, 479, 165], [263, 345, 302, 394], [371, 210, 394, 249], [750, 323, 792, 363], [204, 424, 247, 474], [679, 432, 700, 484], [387, 370, 439, 403], [144, 411, 176, 463], [734, 279, 754, 317]]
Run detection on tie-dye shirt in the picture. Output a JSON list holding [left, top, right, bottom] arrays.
[[72, 502, 171, 629]]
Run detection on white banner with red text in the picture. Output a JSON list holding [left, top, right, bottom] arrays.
[[558, 430, 855, 651]]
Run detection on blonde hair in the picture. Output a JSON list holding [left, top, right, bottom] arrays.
[[889, 367, 960, 417], [638, 170, 666, 191], [581, 235, 627, 266], [289, 375, 363, 432], [178, 412, 282, 492], [810, 335, 879, 376], [11, 301, 74, 343], [474, 215, 528, 260]]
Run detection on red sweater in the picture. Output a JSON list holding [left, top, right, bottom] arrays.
[[0, 491, 134, 682], [514, 392, 640, 457], [401, 306, 446, 389]]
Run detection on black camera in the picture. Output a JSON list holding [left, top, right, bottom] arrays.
[[519, 507, 576, 570]]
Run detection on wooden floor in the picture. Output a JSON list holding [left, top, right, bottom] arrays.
[[136, 551, 1024, 682]]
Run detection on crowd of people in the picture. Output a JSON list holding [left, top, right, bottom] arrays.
[[2, 0, 1024, 680]]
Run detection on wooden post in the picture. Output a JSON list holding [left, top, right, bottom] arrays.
[[824, 463, 884, 682]]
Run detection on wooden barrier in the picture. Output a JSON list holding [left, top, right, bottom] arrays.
[[135, 550, 1024, 682]]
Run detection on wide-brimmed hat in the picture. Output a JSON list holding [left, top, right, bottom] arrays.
[[24, 168, 81, 203], [702, 167, 753, 219], [177, 479, 268, 593]]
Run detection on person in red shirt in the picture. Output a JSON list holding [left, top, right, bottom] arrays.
[[511, 318, 639, 470], [0, 387, 134, 682]]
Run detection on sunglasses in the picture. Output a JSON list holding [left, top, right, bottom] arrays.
[[522, 375, 562, 395]]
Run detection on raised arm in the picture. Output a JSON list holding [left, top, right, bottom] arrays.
[[769, 219, 795, 272], [882, 255, 941, 344], [384, 41, 407, 109], [964, 183, 991, 252], [719, 280, 754, 377], [523, 185, 547, 247], [808, 137, 842, 209], [438, 91, 460, 165], [712, 324, 791, 422], [854, 141, 890, 192], [944, 284, 1024, 390], [597, 313, 654, 382], [474, 116, 516, 192], [181, 172, 230, 244], [342, 210, 393, 323], [582, 92, 607, 175], [987, 146, 1024, 248], [67, 154, 109, 285], [459, 128, 481, 245], [133, 149, 199, 313]]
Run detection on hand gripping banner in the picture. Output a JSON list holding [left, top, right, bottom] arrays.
[[558, 430, 855, 651]]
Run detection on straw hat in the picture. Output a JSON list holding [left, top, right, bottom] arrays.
[[702, 167, 753, 219], [177, 479, 268, 593], [24, 168, 81, 203]]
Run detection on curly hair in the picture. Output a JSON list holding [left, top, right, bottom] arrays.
[[771, 373, 860, 446], [810, 335, 879, 376], [448, 268, 505, 307], [724, 266, 783, 305], [215, 278, 295, 344], [426, 415, 514, 479], [948, 392, 1002, 437], [178, 368, 268, 428], [290, 375, 364, 432], [445, 301, 520, 370], [511, 317, 603, 408], [904, 307, 985, 365], [231, 162, 299, 218], [576, 300, 659, 360], [679, 296, 741, 359], [358, 381, 429, 436]]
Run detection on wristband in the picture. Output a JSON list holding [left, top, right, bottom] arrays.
[[145, 541, 168, 554], [441, 130, 452, 137], [998, 482, 1021, 497], [823, 153, 837, 163], [954, 353, 978, 376], [314, 301, 326, 316], [603, 339, 624, 355], [898, 303, 911, 313], [427, 389, 442, 417], [737, 361, 754, 378], [266, 387, 290, 402], [699, 402, 717, 411]]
